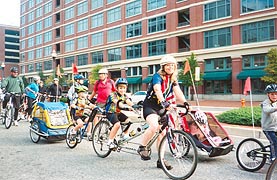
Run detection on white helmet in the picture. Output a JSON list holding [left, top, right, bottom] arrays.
[[98, 68, 108, 74], [33, 76, 40, 82], [194, 110, 207, 124], [160, 55, 177, 66]]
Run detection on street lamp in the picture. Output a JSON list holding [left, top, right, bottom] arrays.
[[1, 62, 5, 80], [124, 67, 128, 77], [51, 50, 57, 77]]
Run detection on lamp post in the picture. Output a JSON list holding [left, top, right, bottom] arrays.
[[124, 67, 128, 78], [51, 50, 57, 78], [1, 62, 5, 80]]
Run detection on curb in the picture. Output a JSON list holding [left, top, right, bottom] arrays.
[[222, 124, 266, 139]]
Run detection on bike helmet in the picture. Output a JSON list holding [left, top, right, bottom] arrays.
[[115, 78, 128, 87], [160, 55, 177, 66], [265, 84, 277, 93], [98, 68, 108, 74], [74, 74, 85, 80], [75, 86, 88, 93], [10, 67, 18, 72], [194, 110, 207, 124], [33, 76, 40, 82]]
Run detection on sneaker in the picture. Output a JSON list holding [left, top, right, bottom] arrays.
[[87, 133, 93, 141], [137, 145, 151, 161], [107, 142, 117, 150], [14, 120, 19, 126], [157, 159, 173, 170]]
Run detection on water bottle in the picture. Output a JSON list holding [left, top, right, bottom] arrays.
[[129, 130, 136, 137], [137, 123, 149, 133]]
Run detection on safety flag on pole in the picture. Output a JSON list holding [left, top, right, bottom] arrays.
[[56, 64, 62, 78], [243, 77, 251, 96], [183, 60, 190, 75], [72, 63, 78, 74]]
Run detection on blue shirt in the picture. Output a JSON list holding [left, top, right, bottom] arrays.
[[26, 83, 39, 99]]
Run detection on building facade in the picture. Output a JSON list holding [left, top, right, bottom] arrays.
[[0, 24, 20, 80], [20, 0, 277, 100]]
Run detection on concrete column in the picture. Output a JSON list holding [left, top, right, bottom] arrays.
[[141, 66, 149, 91], [231, 56, 242, 94]]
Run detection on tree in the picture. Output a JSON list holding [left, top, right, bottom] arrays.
[[261, 48, 277, 84], [21, 76, 29, 88], [88, 65, 102, 85]]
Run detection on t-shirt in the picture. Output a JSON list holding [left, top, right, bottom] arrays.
[[93, 79, 116, 104], [106, 92, 129, 113]]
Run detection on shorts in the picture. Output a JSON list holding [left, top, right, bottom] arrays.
[[143, 99, 166, 120], [73, 115, 87, 122], [106, 112, 128, 125]]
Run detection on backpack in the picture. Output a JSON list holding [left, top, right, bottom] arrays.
[[105, 92, 127, 113]]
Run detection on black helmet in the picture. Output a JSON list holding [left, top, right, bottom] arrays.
[[265, 84, 277, 93], [10, 67, 18, 72], [115, 78, 128, 87]]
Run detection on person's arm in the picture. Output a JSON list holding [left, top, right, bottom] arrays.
[[1, 77, 8, 89], [67, 86, 74, 101], [173, 84, 187, 104], [89, 90, 96, 100]]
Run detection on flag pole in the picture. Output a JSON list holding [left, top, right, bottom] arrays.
[[189, 69, 200, 108], [249, 88, 255, 138]]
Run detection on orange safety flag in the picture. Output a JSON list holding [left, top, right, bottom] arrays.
[[72, 63, 78, 74], [56, 64, 62, 78], [183, 60, 190, 75], [243, 77, 251, 96]]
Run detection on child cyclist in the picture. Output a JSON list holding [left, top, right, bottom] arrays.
[[106, 78, 139, 149], [70, 86, 95, 140], [261, 84, 277, 162]]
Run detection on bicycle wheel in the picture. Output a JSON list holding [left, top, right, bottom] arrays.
[[158, 130, 198, 180], [65, 125, 78, 149], [266, 159, 277, 180], [4, 107, 14, 129], [236, 138, 267, 172], [30, 121, 41, 143], [92, 120, 112, 158]]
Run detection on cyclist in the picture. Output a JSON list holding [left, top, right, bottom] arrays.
[[70, 86, 95, 140], [1, 67, 25, 126], [105, 78, 138, 149], [47, 78, 62, 102], [261, 84, 277, 162], [137, 55, 189, 169], [67, 74, 85, 106], [25, 76, 41, 122]]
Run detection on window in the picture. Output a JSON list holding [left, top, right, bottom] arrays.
[[55, 13, 60, 23], [92, 0, 103, 10], [107, 7, 121, 23], [44, 60, 52, 70], [28, 38, 34, 48], [126, 44, 142, 59], [65, 56, 74, 67], [148, 39, 166, 56], [44, 31, 52, 43], [77, 36, 88, 49], [36, 0, 43, 4], [21, 40, 25, 49], [149, 64, 160, 74], [107, 0, 117, 4], [21, 16, 25, 25], [65, 23, 74, 36], [242, 54, 267, 69], [65, 7, 74, 20], [36, 21, 42, 32], [91, 32, 103, 46], [107, 27, 121, 42], [28, 11, 35, 22], [28, 0, 35, 9], [35, 62, 42, 71], [77, 1, 88, 16], [21, 3, 26, 13], [21, 65, 25, 74], [28, 24, 34, 35], [91, 13, 103, 28], [36, 48, 42, 58], [36, 34, 42, 45], [204, 80, 232, 94], [147, 0, 166, 11], [28, 51, 34, 60], [91, 51, 103, 64], [65, 40, 74, 52], [148, 15, 166, 33], [44, 1, 52, 14], [56, 28, 61, 38], [44, 46, 52, 57], [108, 48, 121, 61], [126, 67, 142, 76], [36, 7, 42, 18], [21, 28, 25, 38], [204, 0, 231, 21], [65, 0, 74, 4], [28, 64, 34, 72], [205, 57, 232, 71], [204, 27, 231, 48], [241, 0, 274, 13], [44, 16, 52, 28], [77, 18, 88, 32], [126, 22, 142, 38], [77, 54, 88, 66], [126, 0, 142, 17], [241, 19, 275, 44]]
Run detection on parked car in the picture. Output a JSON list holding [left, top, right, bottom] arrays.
[[130, 91, 147, 105]]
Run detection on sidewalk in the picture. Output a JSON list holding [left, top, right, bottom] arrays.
[[187, 100, 261, 108]]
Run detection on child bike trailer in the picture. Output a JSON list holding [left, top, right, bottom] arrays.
[[29, 102, 72, 143]]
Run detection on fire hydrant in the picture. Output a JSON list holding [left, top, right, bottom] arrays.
[[241, 98, 245, 107]]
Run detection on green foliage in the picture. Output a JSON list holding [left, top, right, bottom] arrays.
[[21, 76, 28, 88], [88, 65, 102, 85], [38, 71, 46, 81], [60, 97, 68, 103], [261, 48, 277, 83], [216, 106, 262, 126]]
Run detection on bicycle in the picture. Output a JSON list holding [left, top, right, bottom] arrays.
[[92, 104, 198, 180], [266, 158, 277, 180], [2, 92, 21, 129], [236, 137, 271, 172]]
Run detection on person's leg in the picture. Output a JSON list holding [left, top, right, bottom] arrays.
[[264, 131, 277, 160], [73, 119, 84, 132]]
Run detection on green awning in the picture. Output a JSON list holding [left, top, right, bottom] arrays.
[[126, 77, 142, 84], [142, 76, 153, 84], [203, 71, 231, 80], [237, 69, 265, 79]]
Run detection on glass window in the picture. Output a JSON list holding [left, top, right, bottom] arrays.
[[36, 34, 42, 45], [147, 0, 166, 11], [126, 22, 142, 38], [28, 24, 34, 35], [241, 19, 275, 44], [28, 37, 34, 48], [36, 0, 43, 4], [242, 54, 267, 69], [36, 21, 42, 32], [107, 7, 121, 23], [148, 39, 166, 56], [91, 32, 103, 46], [36, 7, 42, 18], [108, 48, 121, 61], [149, 64, 160, 74], [21, 40, 25, 49], [28, 11, 35, 22], [204, 80, 232, 94], [44, 16, 52, 28], [91, 51, 103, 64], [91, 0, 103, 10], [241, 0, 274, 13], [28, 51, 34, 60], [204, 0, 230, 21], [91, 13, 103, 28], [44, 46, 52, 57], [65, 7, 74, 20], [28, 0, 35, 9], [65, 40, 75, 52], [21, 65, 25, 74], [35, 62, 42, 71], [44, 1, 52, 14], [21, 28, 25, 38], [65, 56, 74, 67], [126, 0, 142, 18], [126, 44, 142, 59], [65, 23, 74, 36], [107, 0, 117, 4], [204, 27, 231, 48], [107, 27, 121, 42], [36, 48, 42, 58], [28, 64, 34, 72], [44, 31, 52, 43], [205, 57, 232, 71], [77, 36, 88, 49], [77, 1, 88, 16], [77, 18, 88, 32], [65, 0, 74, 4], [21, 3, 26, 13], [44, 60, 52, 70], [77, 54, 88, 66], [21, 16, 25, 25], [148, 15, 166, 33]]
